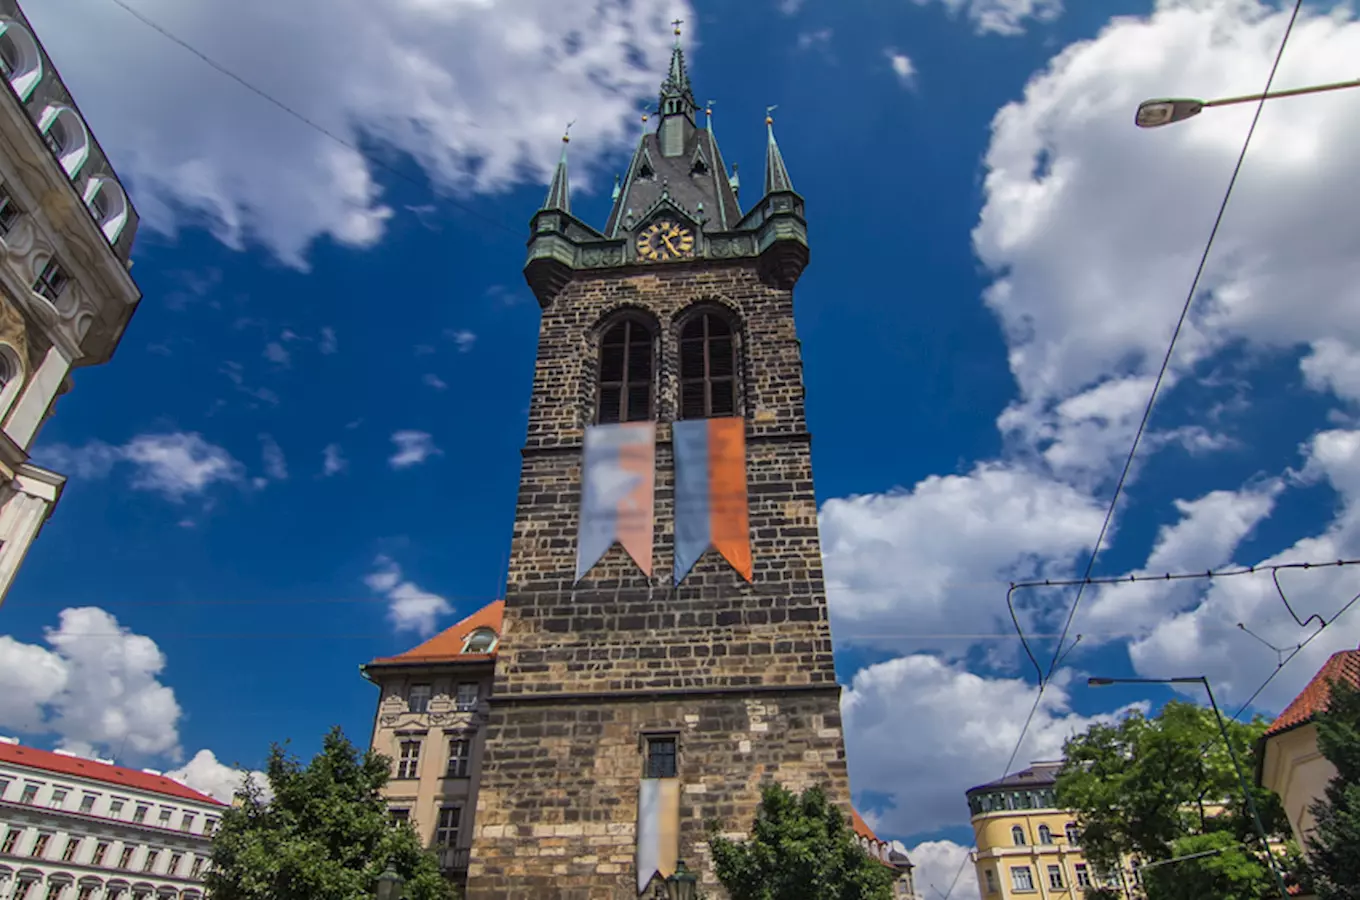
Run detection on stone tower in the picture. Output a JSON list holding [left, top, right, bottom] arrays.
[[466, 27, 848, 899]]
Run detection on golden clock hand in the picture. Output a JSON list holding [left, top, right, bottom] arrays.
[[662, 233, 678, 255]]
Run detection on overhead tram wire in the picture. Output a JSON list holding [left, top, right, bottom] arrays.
[[103, 0, 520, 238], [945, 6, 1310, 895]]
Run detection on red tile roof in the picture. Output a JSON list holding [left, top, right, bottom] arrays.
[[366, 600, 504, 666], [0, 741, 225, 806], [1264, 647, 1360, 739]]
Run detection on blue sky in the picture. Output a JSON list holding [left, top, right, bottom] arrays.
[[5, 0, 1360, 895]]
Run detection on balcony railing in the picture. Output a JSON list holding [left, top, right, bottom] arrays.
[[438, 847, 469, 872]]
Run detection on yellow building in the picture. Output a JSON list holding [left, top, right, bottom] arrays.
[[966, 761, 1140, 900]]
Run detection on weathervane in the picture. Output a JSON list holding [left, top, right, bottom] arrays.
[[765, 104, 778, 125], [562, 119, 576, 143]]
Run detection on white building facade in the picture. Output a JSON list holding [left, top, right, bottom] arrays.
[[0, 737, 225, 900], [0, 0, 141, 605]]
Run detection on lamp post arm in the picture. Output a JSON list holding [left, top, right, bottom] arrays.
[[1199, 677, 1291, 899], [1203, 77, 1360, 109]]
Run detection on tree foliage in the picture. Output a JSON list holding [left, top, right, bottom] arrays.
[[1055, 700, 1291, 900], [204, 726, 455, 900], [708, 783, 898, 900], [1141, 831, 1276, 900], [1305, 676, 1360, 899]]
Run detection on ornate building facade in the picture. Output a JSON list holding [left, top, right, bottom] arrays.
[[0, 737, 225, 900], [0, 0, 141, 605]]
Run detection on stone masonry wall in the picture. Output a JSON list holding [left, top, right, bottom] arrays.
[[466, 688, 849, 900], [468, 259, 850, 898]]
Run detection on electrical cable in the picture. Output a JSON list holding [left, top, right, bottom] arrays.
[[103, 0, 521, 237]]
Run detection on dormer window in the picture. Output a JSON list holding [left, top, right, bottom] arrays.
[[0, 20, 42, 101], [462, 627, 497, 654]]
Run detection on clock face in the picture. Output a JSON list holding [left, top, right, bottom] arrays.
[[636, 219, 696, 262]]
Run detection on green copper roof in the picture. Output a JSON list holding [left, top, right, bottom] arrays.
[[764, 111, 794, 195], [542, 130, 571, 214]]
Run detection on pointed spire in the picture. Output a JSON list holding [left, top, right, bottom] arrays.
[[764, 106, 793, 194], [659, 18, 696, 121], [543, 122, 573, 213]]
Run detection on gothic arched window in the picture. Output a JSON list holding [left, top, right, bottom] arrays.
[[596, 315, 654, 424], [678, 310, 737, 419]]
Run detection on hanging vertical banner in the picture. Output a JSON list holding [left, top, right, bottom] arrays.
[[673, 417, 752, 584], [576, 422, 656, 581], [636, 778, 680, 894]]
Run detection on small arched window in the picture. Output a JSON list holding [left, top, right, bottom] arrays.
[[678, 310, 736, 419], [1037, 824, 1052, 845], [596, 316, 653, 424], [0, 19, 42, 101], [1011, 825, 1026, 846], [462, 627, 497, 654], [82, 177, 129, 244], [37, 106, 90, 179]]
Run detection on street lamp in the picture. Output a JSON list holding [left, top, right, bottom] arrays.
[[375, 866, 404, 900], [1087, 675, 1289, 898], [1135, 76, 1360, 128], [665, 860, 698, 900]]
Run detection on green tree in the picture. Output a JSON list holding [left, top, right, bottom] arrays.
[[1141, 831, 1275, 900], [1055, 700, 1290, 900], [1305, 676, 1360, 899], [708, 783, 898, 900], [204, 726, 455, 900]]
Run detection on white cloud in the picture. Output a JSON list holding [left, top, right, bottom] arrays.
[[842, 655, 1141, 836], [26, 0, 693, 268], [389, 430, 443, 469], [263, 341, 291, 367], [0, 607, 182, 760], [796, 28, 833, 52], [907, 840, 978, 900], [44, 433, 244, 503], [321, 443, 347, 477], [914, 0, 1062, 36], [1302, 337, 1360, 404], [166, 749, 270, 804], [423, 373, 449, 391], [319, 327, 339, 355], [364, 555, 454, 636], [258, 434, 288, 481], [822, 463, 1105, 658], [776, 0, 805, 14], [446, 329, 477, 353], [885, 49, 917, 88]]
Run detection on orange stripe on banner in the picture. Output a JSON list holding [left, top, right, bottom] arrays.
[[616, 423, 655, 576], [708, 418, 752, 581]]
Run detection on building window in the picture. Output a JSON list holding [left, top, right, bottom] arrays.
[[133, 805, 149, 823], [446, 737, 471, 778], [118, 846, 135, 869], [678, 310, 737, 419], [454, 683, 479, 711], [644, 735, 677, 779], [407, 684, 432, 713], [396, 740, 421, 779], [1010, 825, 1026, 846], [434, 806, 460, 848], [389, 809, 411, 826], [33, 258, 68, 302], [143, 849, 159, 872], [31, 833, 51, 858], [1037, 824, 1052, 845], [61, 837, 80, 861], [463, 627, 497, 654], [1010, 866, 1034, 893], [0, 184, 21, 235], [158, 808, 172, 826], [596, 316, 654, 424], [169, 852, 183, 875], [180, 812, 195, 832], [43, 883, 61, 900], [14, 881, 34, 900], [79, 794, 97, 813], [1, 828, 19, 853], [1073, 863, 1090, 887], [19, 783, 37, 804], [110, 799, 125, 817], [92, 842, 109, 866], [76, 887, 94, 900], [1065, 822, 1080, 845], [50, 788, 68, 809], [983, 869, 997, 894], [190, 857, 203, 878], [204, 818, 219, 835], [1047, 865, 1063, 889]]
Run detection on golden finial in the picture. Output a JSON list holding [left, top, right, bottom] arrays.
[[672, 17, 683, 37], [562, 119, 575, 143], [765, 104, 778, 126]]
